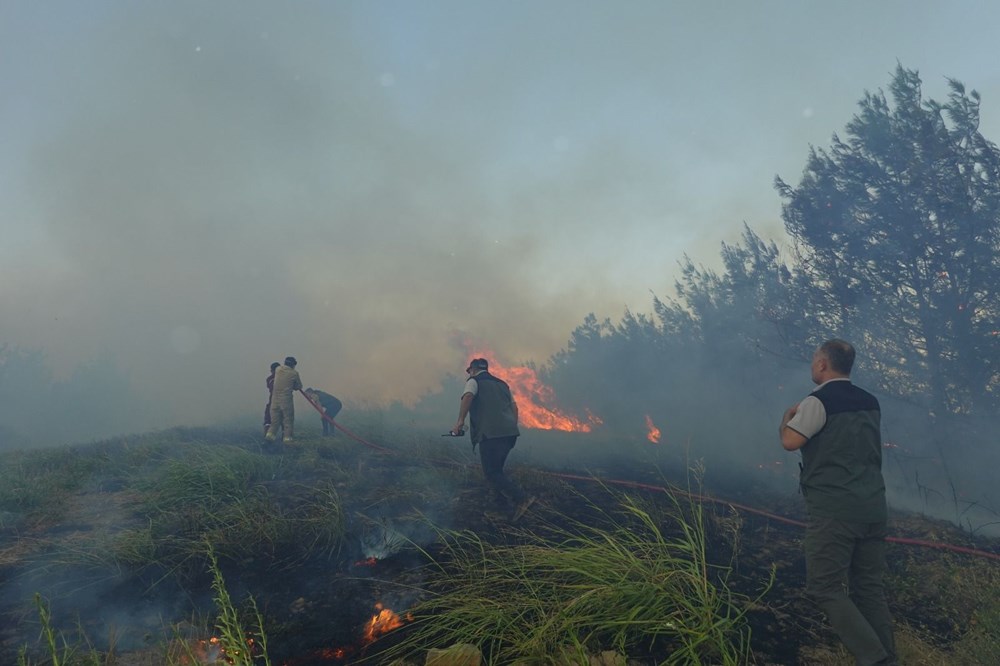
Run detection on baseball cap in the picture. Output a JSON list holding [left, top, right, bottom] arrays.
[[466, 358, 488, 372]]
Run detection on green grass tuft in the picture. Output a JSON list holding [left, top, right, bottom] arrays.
[[378, 480, 772, 665]]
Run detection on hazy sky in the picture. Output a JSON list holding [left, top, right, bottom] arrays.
[[3, 1, 1000, 430]]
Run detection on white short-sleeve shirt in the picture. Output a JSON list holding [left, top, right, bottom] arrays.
[[786, 378, 851, 439]]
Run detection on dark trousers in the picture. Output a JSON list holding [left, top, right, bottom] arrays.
[[321, 406, 342, 436], [805, 516, 896, 665], [478, 436, 525, 505]]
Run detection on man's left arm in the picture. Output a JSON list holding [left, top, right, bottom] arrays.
[[780, 405, 808, 451], [780, 395, 826, 451]]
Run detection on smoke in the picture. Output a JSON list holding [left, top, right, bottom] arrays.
[[1, 3, 707, 439], [0, 5, 566, 434], [5, 2, 1000, 443]]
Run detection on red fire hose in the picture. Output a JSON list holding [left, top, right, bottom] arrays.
[[543, 472, 1000, 562], [296, 393, 1000, 563], [298, 389, 392, 454]]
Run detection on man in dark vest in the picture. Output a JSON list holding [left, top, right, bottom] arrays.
[[304, 388, 342, 437], [780, 339, 896, 665], [451, 358, 535, 521]]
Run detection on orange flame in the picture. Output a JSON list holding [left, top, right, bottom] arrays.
[[464, 344, 601, 432], [174, 637, 223, 665], [362, 603, 411, 643], [177, 635, 257, 664], [316, 646, 347, 660], [644, 415, 661, 444]]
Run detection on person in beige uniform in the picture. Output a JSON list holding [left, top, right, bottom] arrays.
[[265, 356, 302, 443]]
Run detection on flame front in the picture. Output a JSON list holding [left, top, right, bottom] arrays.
[[645, 415, 661, 444], [464, 345, 601, 432], [362, 603, 411, 643], [283, 602, 411, 664]]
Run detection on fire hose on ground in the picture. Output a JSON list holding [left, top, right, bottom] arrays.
[[296, 390, 1000, 564], [298, 389, 392, 453]]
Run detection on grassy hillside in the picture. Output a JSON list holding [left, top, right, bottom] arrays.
[[2, 415, 999, 665]]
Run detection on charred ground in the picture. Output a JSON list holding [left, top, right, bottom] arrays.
[[1, 420, 999, 665]]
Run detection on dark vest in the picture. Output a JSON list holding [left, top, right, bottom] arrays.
[[468, 372, 520, 444], [800, 381, 887, 522]]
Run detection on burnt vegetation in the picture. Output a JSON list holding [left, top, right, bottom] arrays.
[[1, 424, 999, 665], [4, 65, 1000, 664]]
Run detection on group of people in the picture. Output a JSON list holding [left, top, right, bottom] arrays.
[[257, 339, 896, 664], [260, 354, 534, 522], [262, 356, 342, 443], [452, 342, 896, 663]]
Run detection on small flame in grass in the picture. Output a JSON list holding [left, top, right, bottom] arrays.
[[645, 415, 661, 444], [182, 637, 223, 664], [178, 635, 258, 665], [463, 342, 601, 432], [362, 603, 412, 643], [353, 556, 378, 567], [299, 603, 411, 663], [316, 646, 348, 660]]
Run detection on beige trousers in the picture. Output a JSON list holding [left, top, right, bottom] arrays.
[[267, 397, 295, 439]]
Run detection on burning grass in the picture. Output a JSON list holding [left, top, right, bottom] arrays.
[[3, 419, 1000, 664], [201, 546, 271, 666], [18, 549, 272, 666]]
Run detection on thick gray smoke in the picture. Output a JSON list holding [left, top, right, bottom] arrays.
[[3, 2, 999, 444]]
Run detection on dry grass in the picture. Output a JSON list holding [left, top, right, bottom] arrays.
[[3, 419, 1000, 664]]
